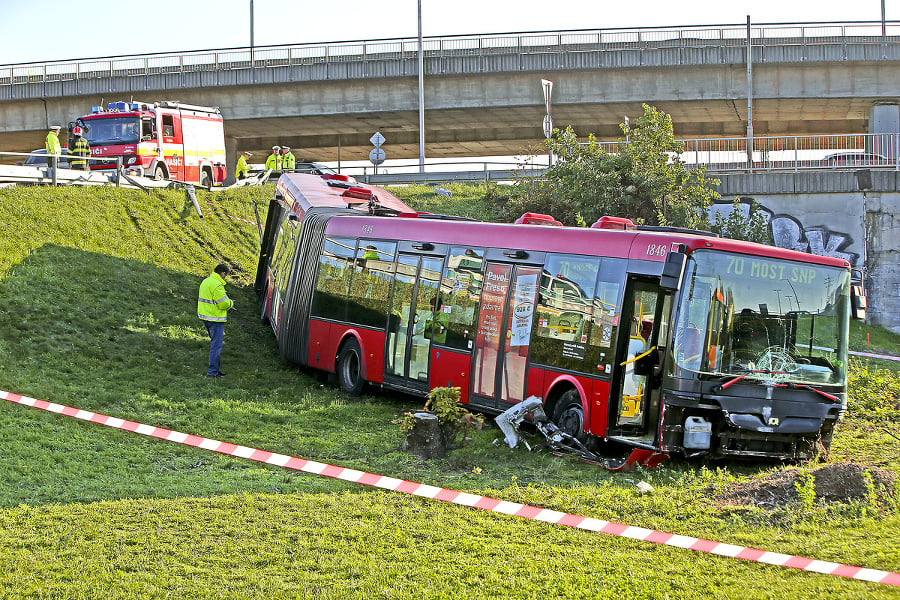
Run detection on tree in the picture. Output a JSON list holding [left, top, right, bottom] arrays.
[[505, 104, 721, 231]]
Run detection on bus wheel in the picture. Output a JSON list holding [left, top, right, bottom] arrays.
[[337, 339, 366, 395], [552, 390, 590, 446]]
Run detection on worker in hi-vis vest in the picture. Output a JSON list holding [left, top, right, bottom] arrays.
[[45, 125, 62, 157], [281, 146, 296, 172], [197, 263, 234, 378], [236, 151, 251, 179], [265, 146, 282, 172]]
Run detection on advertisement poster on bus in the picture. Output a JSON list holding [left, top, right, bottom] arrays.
[[510, 273, 538, 347]]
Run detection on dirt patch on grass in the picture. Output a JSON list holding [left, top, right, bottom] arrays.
[[713, 462, 896, 509]]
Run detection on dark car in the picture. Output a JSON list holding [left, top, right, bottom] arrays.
[[16, 149, 72, 169]]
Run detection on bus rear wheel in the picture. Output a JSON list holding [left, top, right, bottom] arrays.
[[552, 390, 591, 446], [336, 339, 366, 395]]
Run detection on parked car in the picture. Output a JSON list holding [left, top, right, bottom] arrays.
[[823, 152, 890, 167], [16, 149, 72, 169]]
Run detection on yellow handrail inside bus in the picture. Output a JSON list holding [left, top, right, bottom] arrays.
[[620, 346, 656, 367]]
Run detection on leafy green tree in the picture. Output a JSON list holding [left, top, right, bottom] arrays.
[[505, 104, 723, 231], [712, 197, 773, 246]]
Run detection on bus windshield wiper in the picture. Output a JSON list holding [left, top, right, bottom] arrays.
[[772, 382, 838, 401], [714, 369, 786, 391]]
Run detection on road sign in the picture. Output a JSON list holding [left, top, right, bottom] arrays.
[[370, 132, 386, 148], [542, 115, 554, 139], [369, 147, 386, 165]]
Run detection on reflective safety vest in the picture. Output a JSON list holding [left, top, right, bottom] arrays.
[[265, 153, 282, 171], [197, 272, 233, 322], [236, 155, 249, 178], [45, 131, 61, 156], [282, 152, 296, 171]]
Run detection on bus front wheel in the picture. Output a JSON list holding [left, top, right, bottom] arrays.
[[552, 390, 590, 446], [337, 339, 366, 395]]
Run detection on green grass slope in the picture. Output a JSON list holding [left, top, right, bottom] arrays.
[[0, 184, 898, 599]]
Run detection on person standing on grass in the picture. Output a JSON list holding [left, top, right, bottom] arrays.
[[45, 125, 62, 158], [235, 151, 251, 180], [69, 126, 90, 171], [197, 263, 234, 378]]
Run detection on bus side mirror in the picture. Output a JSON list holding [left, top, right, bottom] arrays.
[[660, 252, 686, 291], [851, 284, 867, 320]]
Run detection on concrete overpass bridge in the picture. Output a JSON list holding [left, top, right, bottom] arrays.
[[2, 21, 900, 165]]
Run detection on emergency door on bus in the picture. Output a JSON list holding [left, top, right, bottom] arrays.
[[384, 253, 443, 390], [471, 261, 541, 406], [610, 278, 672, 440]]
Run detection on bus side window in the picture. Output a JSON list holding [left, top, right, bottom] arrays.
[[311, 236, 356, 323], [531, 253, 603, 374], [439, 246, 484, 351], [348, 239, 397, 328]]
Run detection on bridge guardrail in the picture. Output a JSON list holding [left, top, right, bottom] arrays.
[[2, 21, 899, 86]]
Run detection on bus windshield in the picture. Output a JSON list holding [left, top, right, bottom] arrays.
[[81, 116, 140, 145], [671, 250, 850, 387]]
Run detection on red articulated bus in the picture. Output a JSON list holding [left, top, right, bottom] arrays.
[[256, 173, 866, 461]]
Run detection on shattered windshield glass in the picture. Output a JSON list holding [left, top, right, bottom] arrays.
[[671, 250, 850, 387], [81, 116, 140, 145]]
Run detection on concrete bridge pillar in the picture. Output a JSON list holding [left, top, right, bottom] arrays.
[[225, 137, 238, 186], [867, 102, 900, 159]]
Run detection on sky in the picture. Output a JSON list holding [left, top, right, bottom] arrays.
[[0, 0, 894, 65]]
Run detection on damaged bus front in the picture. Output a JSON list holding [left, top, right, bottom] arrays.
[[653, 250, 856, 460]]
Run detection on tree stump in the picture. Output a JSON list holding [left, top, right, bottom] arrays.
[[402, 412, 447, 459]]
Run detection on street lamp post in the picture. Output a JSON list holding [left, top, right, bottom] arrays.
[[250, 0, 256, 82], [417, 0, 425, 173]]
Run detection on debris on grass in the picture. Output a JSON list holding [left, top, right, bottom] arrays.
[[711, 461, 896, 509]]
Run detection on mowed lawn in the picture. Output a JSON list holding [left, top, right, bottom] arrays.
[[0, 184, 898, 599]]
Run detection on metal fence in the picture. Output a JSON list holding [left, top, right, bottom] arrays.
[[675, 133, 899, 172], [2, 21, 899, 86]]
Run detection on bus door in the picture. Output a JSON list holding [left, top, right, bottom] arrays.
[[384, 253, 443, 392], [470, 261, 541, 409], [608, 278, 672, 444]]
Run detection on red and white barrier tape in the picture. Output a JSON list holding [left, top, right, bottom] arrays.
[[849, 349, 900, 362], [2, 388, 898, 588], [202, 202, 260, 227]]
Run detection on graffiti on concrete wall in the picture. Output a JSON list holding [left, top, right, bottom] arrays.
[[711, 198, 860, 267]]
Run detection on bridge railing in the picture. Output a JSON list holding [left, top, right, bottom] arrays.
[[2, 21, 899, 85], [588, 132, 900, 172], [337, 133, 900, 183]]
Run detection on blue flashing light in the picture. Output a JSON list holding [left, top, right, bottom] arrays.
[[107, 103, 114, 110], [92, 106, 102, 113], [131, 103, 140, 111], [116, 102, 127, 111]]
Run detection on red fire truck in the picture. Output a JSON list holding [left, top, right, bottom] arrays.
[[70, 101, 227, 186], [256, 173, 867, 462]]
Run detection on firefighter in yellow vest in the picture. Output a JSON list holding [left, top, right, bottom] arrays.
[[69, 126, 90, 171], [45, 125, 62, 159], [197, 263, 234, 378], [236, 151, 251, 180]]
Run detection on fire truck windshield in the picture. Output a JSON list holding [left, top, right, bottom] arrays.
[[671, 249, 850, 387], [81, 116, 140, 146]]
